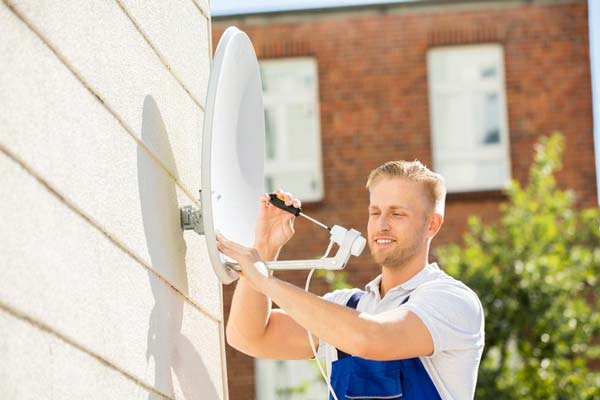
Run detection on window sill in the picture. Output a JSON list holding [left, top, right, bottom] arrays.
[[446, 189, 508, 202]]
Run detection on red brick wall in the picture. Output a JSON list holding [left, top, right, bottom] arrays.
[[213, 1, 595, 398]]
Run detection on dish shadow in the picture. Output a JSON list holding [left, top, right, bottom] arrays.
[[137, 95, 219, 399]]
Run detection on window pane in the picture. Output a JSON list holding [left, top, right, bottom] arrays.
[[480, 65, 497, 80], [267, 171, 321, 202], [433, 92, 473, 151], [480, 93, 501, 145], [265, 108, 277, 160], [287, 103, 317, 161], [438, 158, 509, 192], [255, 359, 327, 400], [265, 175, 275, 193], [260, 67, 268, 91], [261, 60, 316, 93]]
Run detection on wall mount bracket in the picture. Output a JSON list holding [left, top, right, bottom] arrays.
[[180, 205, 204, 235], [180, 192, 204, 235]]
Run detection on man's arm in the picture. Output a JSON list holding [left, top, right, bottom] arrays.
[[225, 191, 319, 360], [258, 275, 434, 361], [226, 250, 319, 360], [218, 234, 435, 361]]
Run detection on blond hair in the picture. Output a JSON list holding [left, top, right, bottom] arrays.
[[365, 160, 446, 216]]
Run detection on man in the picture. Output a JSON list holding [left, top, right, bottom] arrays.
[[217, 160, 485, 400]]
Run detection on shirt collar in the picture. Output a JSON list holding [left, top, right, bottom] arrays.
[[365, 262, 440, 295], [365, 274, 383, 294]]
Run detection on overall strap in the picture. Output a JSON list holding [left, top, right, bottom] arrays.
[[336, 291, 410, 360], [336, 291, 365, 360], [346, 290, 364, 309]]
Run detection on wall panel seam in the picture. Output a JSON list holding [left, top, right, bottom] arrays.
[[3, 0, 203, 204], [191, 0, 210, 19], [113, 0, 206, 111], [0, 301, 174, 400], [0, 143, 222, 324], [207, 7, 214, 62]]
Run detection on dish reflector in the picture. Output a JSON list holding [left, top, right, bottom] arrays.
[[202, 27, 265, 284]]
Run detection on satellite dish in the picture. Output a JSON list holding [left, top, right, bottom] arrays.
[[201, 26, 264, 284], [181, 27, 366, 285]]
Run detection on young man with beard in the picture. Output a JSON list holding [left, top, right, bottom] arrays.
[[217, 160, 485, 400]]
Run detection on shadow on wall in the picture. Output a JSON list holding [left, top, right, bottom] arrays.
[[138, 95, 219, 399]]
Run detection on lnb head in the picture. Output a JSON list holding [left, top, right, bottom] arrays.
[[330, 225, 367, 257]]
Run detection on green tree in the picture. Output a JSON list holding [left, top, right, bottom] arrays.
[[437, 133, 600, 399]]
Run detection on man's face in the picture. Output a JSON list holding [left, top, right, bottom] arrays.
[[367, 177, 432, 268]]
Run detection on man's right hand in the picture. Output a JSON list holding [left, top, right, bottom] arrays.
[[254, 189, 301, 260]]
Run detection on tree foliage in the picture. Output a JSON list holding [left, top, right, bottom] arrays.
[[437, 133, 600, 399]]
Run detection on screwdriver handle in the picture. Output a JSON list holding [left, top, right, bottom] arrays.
[[269, 194, 301, 216]]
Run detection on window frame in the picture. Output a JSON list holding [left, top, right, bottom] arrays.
[[427, 44, 512, 193], [259, 57, 325, 202]]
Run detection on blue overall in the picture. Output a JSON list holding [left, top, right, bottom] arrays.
[[329, 291, 442, 400]]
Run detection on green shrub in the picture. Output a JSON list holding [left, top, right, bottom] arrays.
[[437, 133, 600, 399]]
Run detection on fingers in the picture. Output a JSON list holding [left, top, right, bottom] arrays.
[[272, 188, 301, 209], [216, 233, 243, 271], [216, 232, 244, 251], [216, 232, 260, 262], [215, 232, 233, 256], [260, 192, 271, 206], [215, 232, 243, 259]]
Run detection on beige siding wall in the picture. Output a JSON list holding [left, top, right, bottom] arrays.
[[0, 1, 227, 398]]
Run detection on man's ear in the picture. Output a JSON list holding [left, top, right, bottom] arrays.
[[426, 213, 444, 239]]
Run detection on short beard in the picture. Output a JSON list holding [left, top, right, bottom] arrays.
[[370, 239, 421, 268]]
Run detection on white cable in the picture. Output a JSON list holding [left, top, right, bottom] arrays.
[[305, 240, 339, 400]]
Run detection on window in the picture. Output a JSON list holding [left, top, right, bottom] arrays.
[[255, 58, 326, 398], [260, 58, 324, 201], [255, 359, 327, 400], [427, 44, 512, 192]]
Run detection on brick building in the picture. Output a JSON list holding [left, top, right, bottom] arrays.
[[213, 0, 596, 398]]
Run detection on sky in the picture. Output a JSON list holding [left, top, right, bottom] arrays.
[[211, 0, 421, 16]]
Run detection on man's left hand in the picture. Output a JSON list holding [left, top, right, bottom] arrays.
[[216, 232, 270, 291]]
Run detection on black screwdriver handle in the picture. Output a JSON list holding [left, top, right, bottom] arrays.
[[269, 193, 301, 216]]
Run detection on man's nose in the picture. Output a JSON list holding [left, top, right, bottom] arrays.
[[376, 215, 390, 231]]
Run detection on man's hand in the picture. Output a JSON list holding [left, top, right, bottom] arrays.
[[216, 232, 270, 291], [254, 189, 301, 260]]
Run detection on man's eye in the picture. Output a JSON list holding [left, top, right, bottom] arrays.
[[369, 213, 380, 216]]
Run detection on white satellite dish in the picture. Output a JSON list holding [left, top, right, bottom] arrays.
[[181, 27, 366, 284]]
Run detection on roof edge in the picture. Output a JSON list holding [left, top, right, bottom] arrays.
[[211, 0, 579, 19]]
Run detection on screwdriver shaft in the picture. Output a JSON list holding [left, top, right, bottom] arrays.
[[268, 193, 330, 231], [300, 212, 330, 231]]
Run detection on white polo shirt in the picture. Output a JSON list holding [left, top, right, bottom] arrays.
[[317, 263, 485, 400]]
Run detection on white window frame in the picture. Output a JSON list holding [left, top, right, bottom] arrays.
[[588, 0, 600, 205], [260, 57, 324, 202], [427, 44, 512, 193]]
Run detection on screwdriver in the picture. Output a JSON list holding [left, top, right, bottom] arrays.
[[268, 194, 330, 231]]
